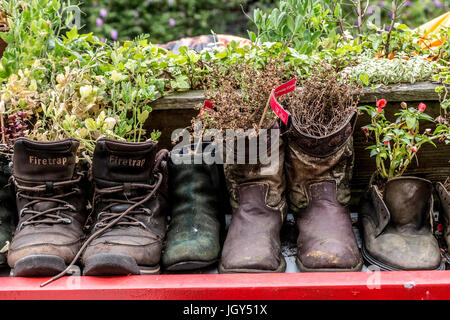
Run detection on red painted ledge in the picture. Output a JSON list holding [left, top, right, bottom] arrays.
[[0, 270, 450, 300]]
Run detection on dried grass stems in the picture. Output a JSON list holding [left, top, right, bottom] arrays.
[[193, 58, 291, 134], [282, 65, 362, 137]]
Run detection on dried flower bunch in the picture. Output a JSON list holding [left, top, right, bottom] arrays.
[[282, 64, 362, 137], [195, 58, 291, 133]]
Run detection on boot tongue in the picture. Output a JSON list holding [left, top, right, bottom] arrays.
[[13, 138, 79, 182], [93, 139, 157, 185], [384, 177, 432, 227]]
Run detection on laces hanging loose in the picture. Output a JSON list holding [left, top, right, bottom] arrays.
[[40, 149, 168, 287]]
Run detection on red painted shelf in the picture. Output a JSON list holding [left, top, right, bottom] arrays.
[[1, 270, 450, 300]]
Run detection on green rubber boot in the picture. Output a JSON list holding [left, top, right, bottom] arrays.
[[162, 142, 228, 271], [0, 148, 16, 266]]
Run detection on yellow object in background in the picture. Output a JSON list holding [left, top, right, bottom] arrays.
[[415, 11, 449, 50]]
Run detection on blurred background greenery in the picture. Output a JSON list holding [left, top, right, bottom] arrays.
[[80, 0, 448, 44]]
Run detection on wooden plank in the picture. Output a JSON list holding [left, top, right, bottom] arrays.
[[151, 82, 445, 111]]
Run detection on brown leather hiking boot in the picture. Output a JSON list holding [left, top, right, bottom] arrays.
[[8, 138, 88, 277], [81, 138, 169, 276], [360, 176, 443, 270], [285, 111, 362, 272], [219, 123, 287, 273], [436, 181, 450, 262]]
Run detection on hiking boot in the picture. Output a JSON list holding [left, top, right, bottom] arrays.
[[285, 111, 362, 272], [81, 138, 169, 276], [436, 181, 450, 261], [0, 147, 16, 266], [219, 123, 287, 273], [8, 138, 88, 277], [360, 176, 444, 270], [162, 142, 228, 271]]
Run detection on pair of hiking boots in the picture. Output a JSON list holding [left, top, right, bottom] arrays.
[[7, 137, 169, 277], [218, 112, 362, 273]]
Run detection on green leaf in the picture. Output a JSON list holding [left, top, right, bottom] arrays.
[[405, 116, 417, 130], [85, 118, 97, 131], [138, 110, 150, 124]]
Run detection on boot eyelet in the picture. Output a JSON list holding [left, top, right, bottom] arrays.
[[19, 208, 27, 217], [65, 204, 76, 211], [139, 222, 148, 230]]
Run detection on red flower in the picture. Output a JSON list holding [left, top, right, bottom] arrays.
[[376, 99, 387, 108], [418, 102, 426, 112], [384, 140, 390, 145], [401, 102, 407, 109], [411, 146, 418, 153], [376, 99, 387, 114], [437, 224, 444, 232]]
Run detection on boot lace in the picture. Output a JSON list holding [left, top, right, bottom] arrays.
[[13, 176, 82, 231], [91, 181, 160, 233], [41, 149, 168, 287]]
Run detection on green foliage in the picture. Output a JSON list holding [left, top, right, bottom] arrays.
[[359, 101, 449, 180], [249, 0, 338, 54]]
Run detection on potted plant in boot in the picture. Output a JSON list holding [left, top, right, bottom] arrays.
[[186, 58, 293, 274], [359, 100, 450, 271], [281, 65, 363, 272]]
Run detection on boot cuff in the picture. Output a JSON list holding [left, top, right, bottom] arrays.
[[287, 110, 357, 158]]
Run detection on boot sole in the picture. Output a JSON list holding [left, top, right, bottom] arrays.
[[218, 254, 286, 274], [164, 259, 218, 272], [362, 243, 446, 271], [12, 254, 67, 277], [295, 256, 363, 272], [83, 253, 160, 276]]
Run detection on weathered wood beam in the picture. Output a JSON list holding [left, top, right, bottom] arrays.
[[151, 82, 445, 111]]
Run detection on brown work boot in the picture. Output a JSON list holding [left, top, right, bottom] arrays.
[[8, 138, 88, 276], [436, 180, 450, 262], [285, 111, 362, 272], [81, 138, 169, 276], [360, 176, 443, 270], [219, 123, 287, 273]]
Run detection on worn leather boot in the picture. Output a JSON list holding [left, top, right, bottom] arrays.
[[81, 138, 169, 276], [8, 138, 88, 276], [286, 111, 362, 272], [436, 181, 450, 262], [219, 123, 287, 273], [162, 142, 228, 271], [0, 148, 16, 266], [360, 176, 443, 270]]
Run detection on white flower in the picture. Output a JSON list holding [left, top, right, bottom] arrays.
[[104, 117, 116, 130], [80, 85, 93, 99], [110, 70, 123, 82]]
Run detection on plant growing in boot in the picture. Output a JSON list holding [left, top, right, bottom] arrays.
[[282, 65, 363, 272], [191, 58, 291, 274], [358, 101, 448, 271], [359, 100, 450, 180]]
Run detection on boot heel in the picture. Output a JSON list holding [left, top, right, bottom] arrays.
[[12, 255, 67, 277], [83, 253, 140, 276]]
